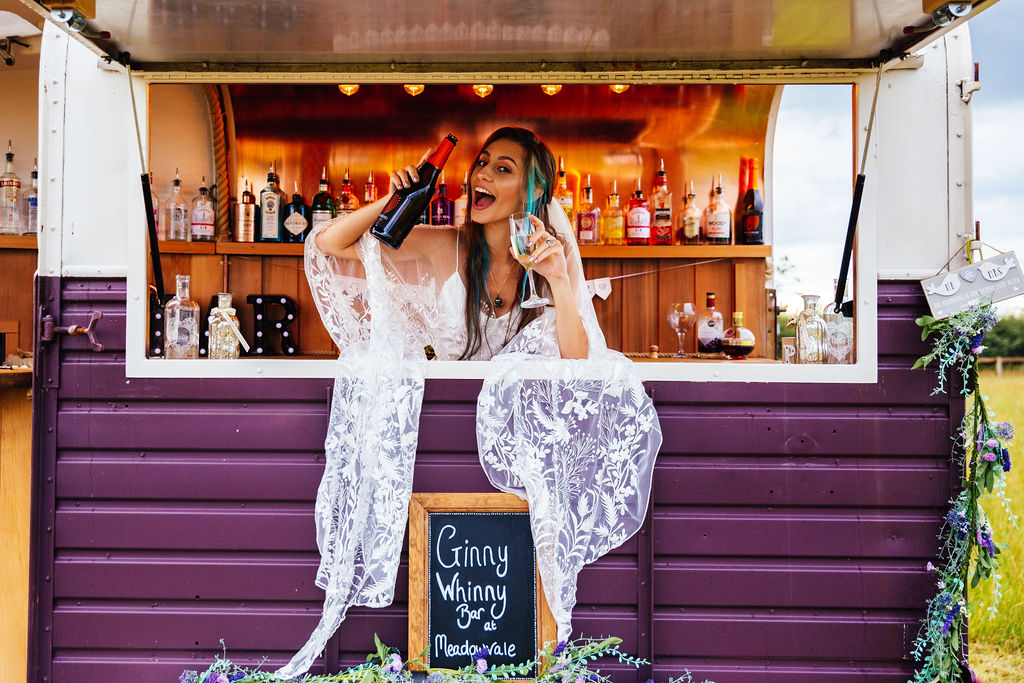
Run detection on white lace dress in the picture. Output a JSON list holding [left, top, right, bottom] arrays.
[[276, 206, 661, 677]]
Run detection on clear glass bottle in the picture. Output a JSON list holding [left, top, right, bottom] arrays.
[[259, 164, 286, 242], [704, 174, 732, 245], [335, 168, 360, 217], [208, 292, 242, 359], [310, 167, 335, 232], [236, 178, 256, 242], [795, 294, 828, 364], [678, 180, 701, 245], [554, 156, 574, 224], [824, 279, 854, 364], [722, 311, 757, 359], [650, 159, 673, 245], [190, 176, 215, 242], [453, 170, 469, 227], [164, 274, 200, 359], [576, 173, 601, 245], [0, 141, 22, 235], [23, 158, 38, 235], [364, 171, 377, 204], [166, 170, 189, 241], [601, 180, 625, 246], [696, 291, 725, 357]]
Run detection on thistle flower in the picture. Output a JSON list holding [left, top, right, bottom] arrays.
[[426, 673, 446, 683], [1001, 448, 1011, 472], [986, 438, 999, 449], [946, 509, 969, 538], [179, 672, 199, 683], [995, 421, 1015, 441]]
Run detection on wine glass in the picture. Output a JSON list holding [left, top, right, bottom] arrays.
[[667, 302, 696, 356], [509, 211, 550, 309]]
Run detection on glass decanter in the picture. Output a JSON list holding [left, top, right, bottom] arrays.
[[722, 311, 756, 359], [208, 292, 243, 359], [795, 294, 827, 364], [164, 274, 200, 359]]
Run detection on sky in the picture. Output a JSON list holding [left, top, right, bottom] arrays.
[[771, 1, 1024, 316]]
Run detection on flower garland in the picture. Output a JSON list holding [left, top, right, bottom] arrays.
[[909, 303, 1017, 683]]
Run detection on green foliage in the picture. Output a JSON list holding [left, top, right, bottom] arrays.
[[980, 314, 1024, 357]]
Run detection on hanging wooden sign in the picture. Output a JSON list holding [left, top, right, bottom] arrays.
[[408, 493, 556, 677], [921, 252, 1023, 319]]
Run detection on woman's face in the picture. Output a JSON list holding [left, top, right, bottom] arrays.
[[469, 138, 527, 225]]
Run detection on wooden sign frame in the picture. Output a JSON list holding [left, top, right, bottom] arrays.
[[408, 492, 557, 673]]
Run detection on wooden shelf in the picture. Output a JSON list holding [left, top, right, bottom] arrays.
[[0, 235, 38, 250], [216, 242, 305, 256], [579, 244, 771, 258], [157, 240, 216, 254]]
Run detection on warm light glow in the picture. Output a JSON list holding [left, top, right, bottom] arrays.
[[540, 84, 562, 96], [403, 84, 425, 96], [337, 84, 360, 96], [609, 83, 631, 94], [472, 84, 494, 98]]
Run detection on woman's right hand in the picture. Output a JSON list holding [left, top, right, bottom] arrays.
[[389, 149, 432, 192]]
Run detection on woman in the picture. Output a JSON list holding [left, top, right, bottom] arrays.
[[312, 126, 589, 361], [279, 128, 660, 679]]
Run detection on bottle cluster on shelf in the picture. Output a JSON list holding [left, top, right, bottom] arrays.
[[152, 169, 218, 243], [0, 141, 38, 236], [568, 156, 765, 247]]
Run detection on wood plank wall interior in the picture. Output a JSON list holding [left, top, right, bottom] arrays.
[[1, 383, 32, 682], [0, 248, 37, 353]]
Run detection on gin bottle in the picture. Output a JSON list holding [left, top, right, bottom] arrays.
[[650, 159, 673, 245], [575, 174, 601, 245], [430, 171, 454, 226], [795, 294, 827, 364], [208, 292, 243, 359], [601, 180, 625, 246], [164, 274, 200, 359], [0, 141, 22, 235], [678, 180, 701, 245], [167, 170, 189, 241], [190, 176, 215, 242], [335, 168, 360, 217], [259, 164, 286, 242], [310, 168, 335, 232], [282, 181, 310, 243], [23, 158, 38, 235], [553, 156, 574, 223], [703, 174, 732, 245], [696, 291, 725, 357], [236, 178, 256, 242]]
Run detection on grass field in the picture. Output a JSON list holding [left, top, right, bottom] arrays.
[[970, 372, 1024, 679]]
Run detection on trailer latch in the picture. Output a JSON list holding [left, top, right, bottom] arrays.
[[958, 62, 981, 103], [40, 310, 104, 352]]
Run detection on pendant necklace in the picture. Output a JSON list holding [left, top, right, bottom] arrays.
[[487, 263, 517, 312]]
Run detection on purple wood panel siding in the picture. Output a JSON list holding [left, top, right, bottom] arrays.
[[30, 278, 958, 683]]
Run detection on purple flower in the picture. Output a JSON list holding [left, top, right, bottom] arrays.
[[211, 675, 230, 683], [476, 659, 488, 674], [986, 438, 999, 449], [552, 641, 567, 656], [946, 509, 969, 538], [386, 653, 403, 673], [1002, 448, 1011, 472], [471, 646, 489, 663], [426, 673, 446, 683], [926, 562, 935, 571], [995, 422, 1015, 441], [941, 602, 961, 635], [229, 674, 245, 682], [983, 451, 997, 462], [179, 672, 199, 683]]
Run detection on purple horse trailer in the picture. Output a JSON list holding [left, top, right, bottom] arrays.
[[12, 1, 995, 681]]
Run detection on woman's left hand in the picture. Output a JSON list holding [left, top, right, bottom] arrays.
[[516, 215, 570, 286]]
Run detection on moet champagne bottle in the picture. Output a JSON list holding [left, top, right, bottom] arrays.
[[370, 134, 458, 249]]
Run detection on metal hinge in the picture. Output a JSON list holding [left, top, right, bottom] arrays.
[[39, 310, 104, 352]]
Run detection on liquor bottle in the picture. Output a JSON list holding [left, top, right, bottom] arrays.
[[335, 168, 360, 217], [678, 180, 701, 245], [208, 292, 243, 359], [430, 170, 454, 226], [601, 180, 625, 246], [23, 158, 39, 235], [554, 156, 574, 223], [370, 134, 458, 249], [696, 291, 725, 357], [190, 176, 215, 242], [704, 174, 732, 245], [453, 170, 469, 227], [164, 274, 200, 359], [626, 177, 651, 246], [575, 173, 601, 246], [259, 164, 286, 242], [734, 157, 749, 229], [650, 159, 673, 245], [167, 170, 189, 241], [364, 171, 377, 204], [236, 178, 256, 242], [722, 311, 756, 359], [740, 158, 764, 245], [310, 167, 335, 232], [0, 141, 22, 235], [283, 181, 310, 243]]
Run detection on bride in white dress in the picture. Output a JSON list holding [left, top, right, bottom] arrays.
[[278, 128, 661, 678]]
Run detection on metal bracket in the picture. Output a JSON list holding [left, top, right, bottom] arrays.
[[40, 310, 104, 352], [958, 78, 981, 103]]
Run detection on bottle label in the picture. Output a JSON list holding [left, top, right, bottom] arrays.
[[743, 214, 763, 238], [577, 212, 597, 241], [454, 198, 468, 227], [237, 205, 255, 241], [706, 213, 730, 239], [653, 207, 672, 226], [697, 317, 723, 352], [557, 196, 574, 214], [431, 204, 452, 226], [627, 207, 650, 239], [311, 210, 332, 230], [192, 205, 215, 237], [284, 212, 308, 235], [261, 195, 279, 239], [603, 217, 624, 240], [683, 216, 700, 239], [170, 207, 188, 234]]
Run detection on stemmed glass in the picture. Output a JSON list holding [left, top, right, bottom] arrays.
[[509, 211, 550, 309], [667, 302, 696, 356]]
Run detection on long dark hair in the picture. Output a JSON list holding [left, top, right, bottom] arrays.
[[459, 127, 557, 360]]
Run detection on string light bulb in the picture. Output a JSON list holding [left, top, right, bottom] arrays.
[[540, 84, 562, 96], [609, 83, 630, 94], [337, 84, 360, 96], [472, 84, 494, 98], [403, 84, 425, 96]]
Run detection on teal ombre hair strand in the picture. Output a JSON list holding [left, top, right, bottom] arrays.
[[524, 157, 549, 216]]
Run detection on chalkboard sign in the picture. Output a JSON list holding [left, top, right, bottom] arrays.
[[409, 493, 556, 677]]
